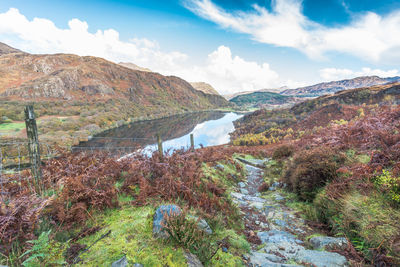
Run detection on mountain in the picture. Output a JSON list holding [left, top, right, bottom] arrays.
[[229, 91, 302, 108], [281, 76, 400, 96], [0, 44, 230, 110], [118, 62, 152, 72], [231, 82, 400, 138], [224, 86, 288, 100], [0, 42, 24, 55], [190, 82, 219, 95]]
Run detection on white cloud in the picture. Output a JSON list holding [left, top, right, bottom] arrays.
[[0, 8, 286, 95], [0, 8, 187, 71], [169, 45, 281, 95], [320, 67, 400, 80], [184, 0, 400, 62]]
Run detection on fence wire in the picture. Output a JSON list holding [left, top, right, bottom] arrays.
[[0, 141, 54, 203]]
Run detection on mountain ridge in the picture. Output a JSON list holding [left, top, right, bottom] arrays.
[[281, 75, 400, 96]]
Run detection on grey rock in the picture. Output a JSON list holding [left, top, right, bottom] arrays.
[[263, 241, 305, 259], [243, 195, 266, 203], [197, 218, 213, 235], [257, 230, 303, 245], [185, 252, 203, 267], [215, 164, 225, 170], [153, 205, 181, 238], [295, 249, 348, 267], [111, 256, 128, 267], [240, 188, 249, 194], [248, 252, 301, 267], [231, 192, 245, 200], [274, 219, 289, 228], [133, 264, 144, 267], [310, 236, 348, 250], [238, 182, 246, 188], [274, 194, 285, 201], [249, 201, 264, 210]]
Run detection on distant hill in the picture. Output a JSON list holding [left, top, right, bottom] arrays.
[[231, 82, 400, 138], [281, 76, 400, 96], [118, 62, 152, 72], [224, 86, 288, 100], [0, 42, 24, 55], [230, 91, 300, 108], [190, 82, 219, 95]]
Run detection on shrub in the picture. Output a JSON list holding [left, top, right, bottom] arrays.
[[258, 182, 270, 192], [272, 144, 294, 160], [21, 230, 66, 267], [373, 169, 400, 205], [283, 147, 345, 201], [163, 212, 217, 264]]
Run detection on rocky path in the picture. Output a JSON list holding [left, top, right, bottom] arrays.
[[232, 158, 349, 267]]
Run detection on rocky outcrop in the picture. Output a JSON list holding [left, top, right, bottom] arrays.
[[0, 42, 24, 55], [190, 82, 219, 95], [0, 43, 231, 110], [281, 76, 400, 96]]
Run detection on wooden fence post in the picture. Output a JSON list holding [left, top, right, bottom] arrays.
[[24, 105, 43, 195], [190, 134, 194, 152], [156, 133, 163, 160]]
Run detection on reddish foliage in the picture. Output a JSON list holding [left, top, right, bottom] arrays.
[[0, 196, 51, 253]]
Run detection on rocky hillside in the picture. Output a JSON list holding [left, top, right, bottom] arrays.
[[190, 82, 219, 95], [0, 48, 229, 110], [229, 91, 304, 109], [231, 82, 400, 138], [118, 62, 152, 72], [281, 75, 400, 96], [0, 42, 24, 55]]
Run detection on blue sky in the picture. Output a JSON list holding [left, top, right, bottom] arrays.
[[0, 0, 400, 94]]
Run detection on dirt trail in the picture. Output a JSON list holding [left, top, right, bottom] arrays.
[[232, 158, 349, 267]]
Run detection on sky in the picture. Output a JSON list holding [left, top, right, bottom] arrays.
[[1, 0, 400, 95]]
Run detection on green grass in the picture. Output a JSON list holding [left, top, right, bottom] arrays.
[[0, 122, 25, 132], [77, 206, 187, 267]]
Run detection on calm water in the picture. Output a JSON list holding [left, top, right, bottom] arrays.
[[75, 111, 243, 154]]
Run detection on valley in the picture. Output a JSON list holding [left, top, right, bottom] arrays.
[[1, 41, 400, 267]]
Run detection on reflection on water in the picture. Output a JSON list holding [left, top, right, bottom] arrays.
[[75, 111, 242, 153], [144, 112, 242, 153]]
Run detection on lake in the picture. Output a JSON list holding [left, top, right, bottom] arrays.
[[74, 111, 243, 154]]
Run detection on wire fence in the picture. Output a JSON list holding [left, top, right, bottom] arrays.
[[0, 140, 55, 203], [1, 130, 194, 203], [0, 136, 160, 203]]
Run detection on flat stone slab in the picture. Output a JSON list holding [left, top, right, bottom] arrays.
[[257, 230, 303, 245], [248, 252, 302, 267], [231, 192, 245, 199], [295, 249, 348, 267], [310, 236, 348, 250]]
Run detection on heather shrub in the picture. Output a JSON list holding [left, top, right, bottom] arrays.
[[283, 147, 345, 201], [272, 144, 294, 160], [163, 211, 216, 264]]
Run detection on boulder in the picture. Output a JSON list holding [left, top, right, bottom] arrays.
[[310, 236, 348, 250], [111, 256, 128, 267], [248, 252, 302, 267], [153, 205, 181, 238], [294, 249, 348, 267], [185, 252, 203, 267]]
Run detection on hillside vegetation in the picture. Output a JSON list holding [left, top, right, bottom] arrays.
[[230, 83, 400, 265]]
